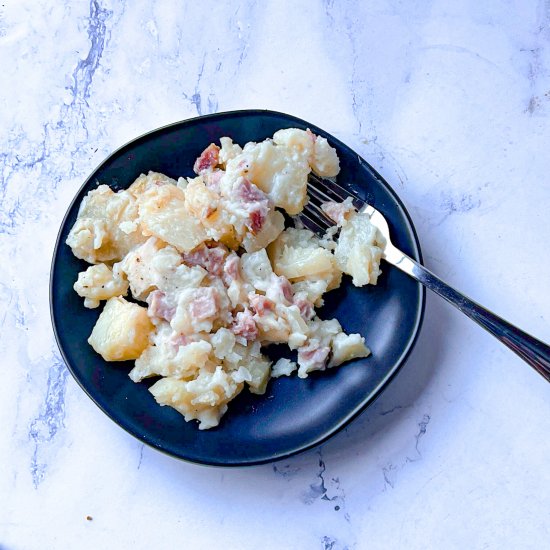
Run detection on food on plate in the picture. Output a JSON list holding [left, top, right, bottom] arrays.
[[67, 128, 383, 429]]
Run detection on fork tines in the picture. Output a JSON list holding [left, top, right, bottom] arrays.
[[299, 173, 364, 234]]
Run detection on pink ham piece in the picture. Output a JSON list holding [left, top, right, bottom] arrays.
[[249, 293, 275, 316], [278, 276, 293, 303], [202, 169, 224, 191], [189, 287, 218, 321], [232, 309, 258, 341], [193, 143, 220, 174], [293, 296, 314, 321], [298, 342, 331, 372], [147, 290, 176, 321], [222, 253, 240, 285], [248, 210, 265, 234], [182, 243, 228, 276], [266, 274, 293, 305], [235, 177, 266, 202], [234, 177, 269, 234]]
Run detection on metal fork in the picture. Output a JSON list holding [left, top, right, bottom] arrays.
[[302, 173, 550, 382]]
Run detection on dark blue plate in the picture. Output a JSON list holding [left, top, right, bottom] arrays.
[[50, 110, 425, 466]]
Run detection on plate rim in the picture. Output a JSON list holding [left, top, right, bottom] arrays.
[[50, 109, 426, 467]]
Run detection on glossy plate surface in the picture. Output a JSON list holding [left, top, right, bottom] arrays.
[[50, 110, 425, 466]]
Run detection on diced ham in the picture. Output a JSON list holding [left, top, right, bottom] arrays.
[[203, 169, 224, 191], [249, 293, 275, 316], [203, 246, 227, 276], [147, 290, 176, 321], [266, 274, 293, 305], [293, 296, 314, 321], [235, 177, 266, 202], [193, 143, 220, 174], [248, 210, 265, 233], [182, 243, 228, 276], [234, 177, 270, 234], [279, 276, 293, 302], [246, 206, 268, 234], [189, 287, 218, 320], [298, 342, 330, 371], [232, 309, 258, 341], [222, 253, 240, 285]]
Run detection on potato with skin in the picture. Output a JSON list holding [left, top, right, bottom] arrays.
[[88, 297, 154, 361]]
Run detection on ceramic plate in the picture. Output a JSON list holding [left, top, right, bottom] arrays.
[[50, 110, 425, 466]]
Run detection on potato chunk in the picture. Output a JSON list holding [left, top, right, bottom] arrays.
[[329, 332, 371, 367], [311, 135, 340, 177], [149, 367, 243, 430], [137, 183, 207, 252], [240, 249, 274, 292], [272, 128, 340, 177], [66, 185, 146, 264], [242, 209, 285, 253], [334, 212, 384, 286], [246, 355, 272, 395], [119, 237, 206, 301], [129, 340, 212, 382], [127, 171, 179, 199], [268, 227, 340, 284], [88, 297, 154, 361], [221, 341, 272, 395], [74, 263, 129, 308], [225, 140, 310, 215]]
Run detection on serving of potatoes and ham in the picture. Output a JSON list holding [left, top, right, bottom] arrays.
[[66, 128, 384, 429]]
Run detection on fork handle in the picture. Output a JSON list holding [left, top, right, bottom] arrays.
[[386, 248, 550, 382]]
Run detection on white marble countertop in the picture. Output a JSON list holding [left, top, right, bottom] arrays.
[[2, 1, 549, 548]]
